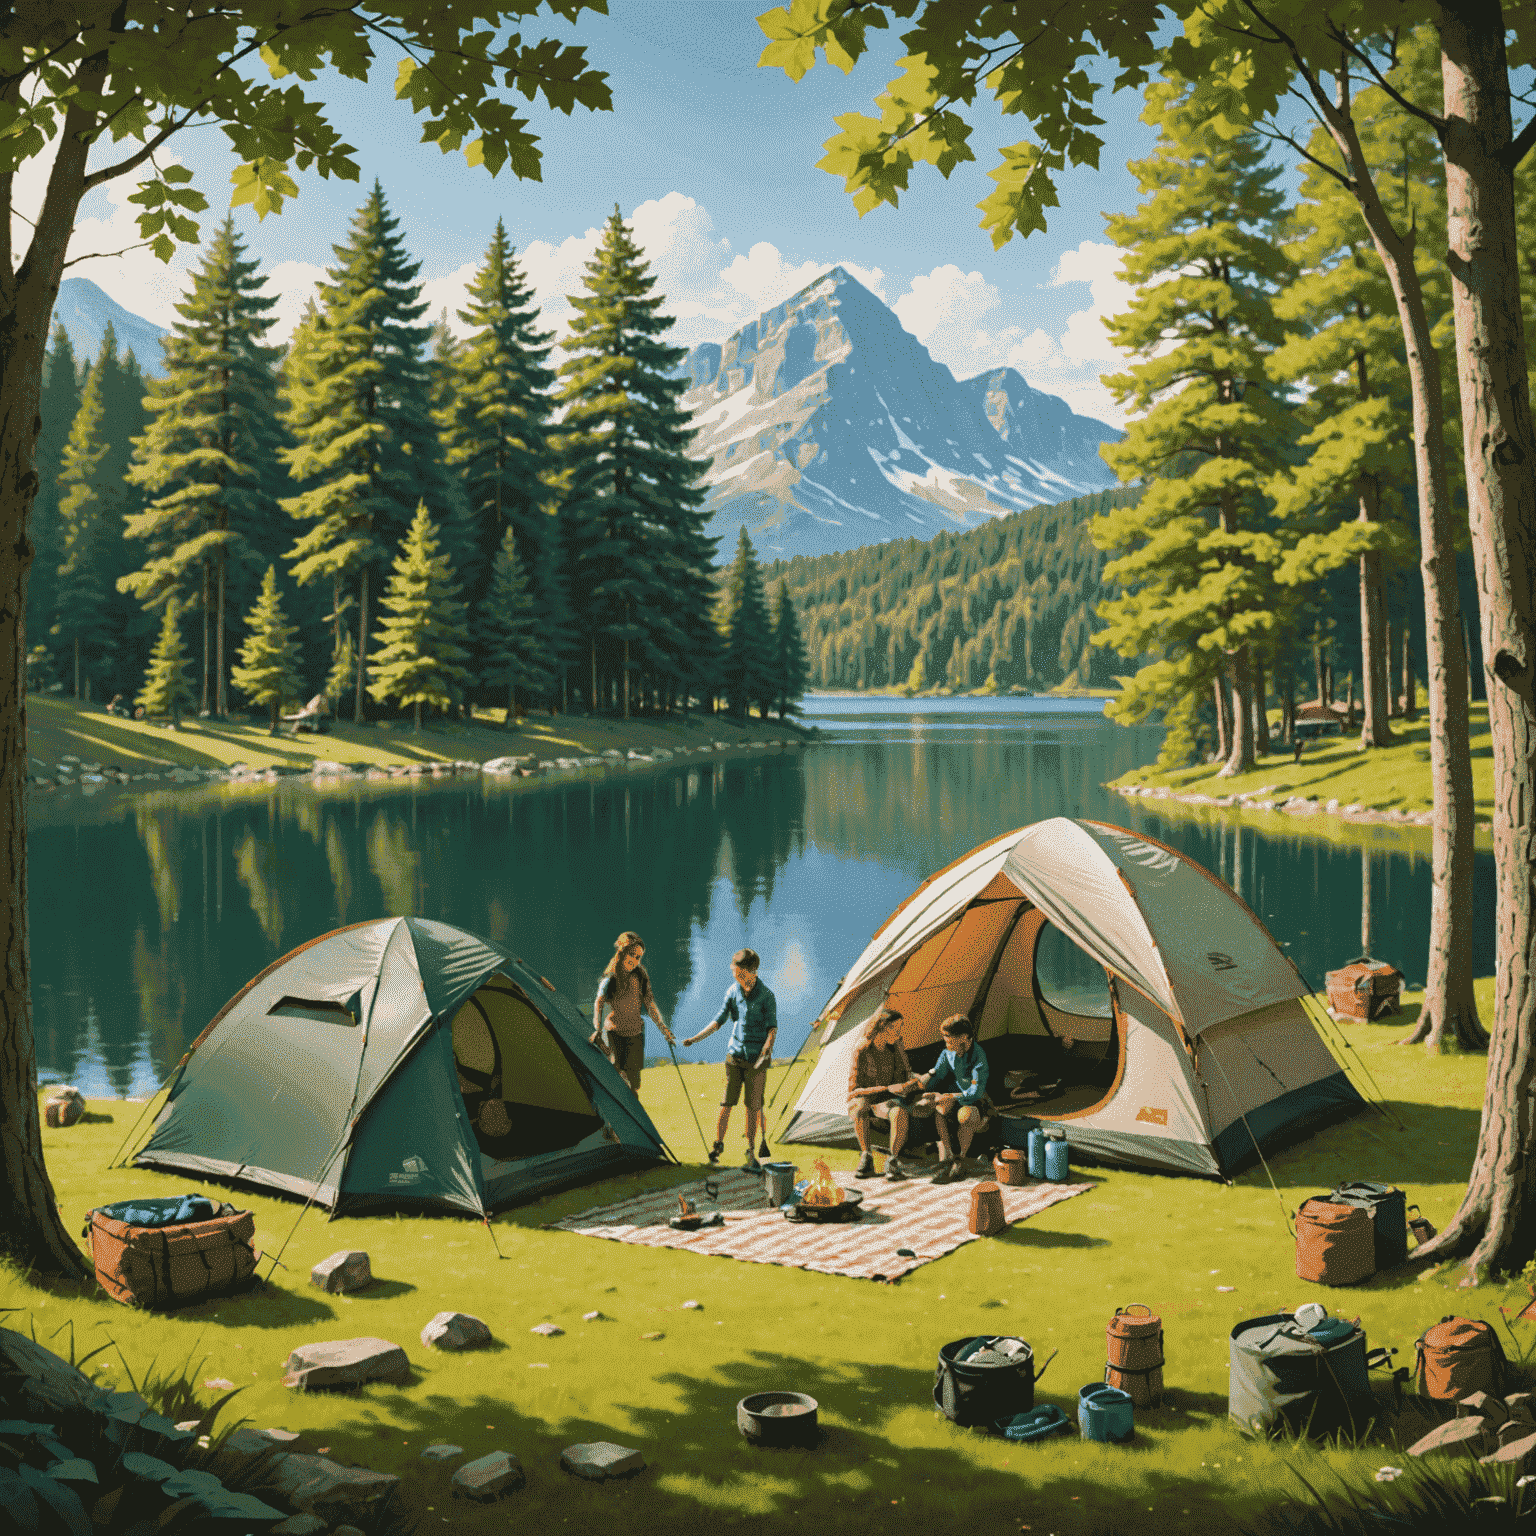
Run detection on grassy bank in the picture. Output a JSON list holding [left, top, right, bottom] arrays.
[[24, 695, 810, 777], [8, 978, 1515, 1536], [1110, 704, 1494, 830]]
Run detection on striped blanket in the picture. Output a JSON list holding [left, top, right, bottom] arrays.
[[550, 1166, 1092, 1282]]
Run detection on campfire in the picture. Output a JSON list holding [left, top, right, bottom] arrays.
[[800, 1159, 844, 1208], [677, 1193, 696, 1220]]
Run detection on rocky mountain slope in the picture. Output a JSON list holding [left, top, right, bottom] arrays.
[[682, 266, 1120, 562], [51, 277, 167, 371]]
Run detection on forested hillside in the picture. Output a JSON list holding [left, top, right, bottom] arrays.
[[767, 486, 1139, 693]]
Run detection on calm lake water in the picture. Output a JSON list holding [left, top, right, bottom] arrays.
[[32, 696, 1496, 1097]]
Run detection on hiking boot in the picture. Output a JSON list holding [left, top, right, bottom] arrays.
[[707, 1141, 724, 1166], [742, 1154, 763, 1173], [931, 1159, 958, 1185], [884, 1158, 908, 1182], [855, 1152, 877, 1179]]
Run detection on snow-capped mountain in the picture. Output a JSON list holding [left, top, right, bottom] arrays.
[[682, 266, 1121, 562], [51, 277, 167, 372]]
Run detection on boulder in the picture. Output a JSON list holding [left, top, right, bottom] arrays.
[[264, 1452, 400, 1525], [560, 1442, 645, 1481], [282, 1338, 409, 1391], [310, 1250, 372, 1294], [451, 1450, 525, 1500], [420, 1311, 492, 1351], [419, 1444, 463, 1462], [0, 1327, 98, 1418], [1407, 1416, 1492, 1458]]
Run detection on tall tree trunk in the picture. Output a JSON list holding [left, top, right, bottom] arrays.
[[354, 566, 369, 725], [216, 546, 226, 717], [200, 559, 210, 714], [1254, 663, 1271, 754], [1409, 3, 1536, 1277], [1386, 618, 1397, 716], [590, 638, 597, 716], [1222, 646, 1256, 777], [1359, 479, 1393, 746], [1313, 633, 1326, 706], [622, 635, 629, 721], [1283, 670, 1296, 746], [1361, 849, 1374, 957], [1464, 614, 1479, 707], [1403, 624, 1419, 721], [1214, 671, 1232, 763], [73, 635, 78, 700]]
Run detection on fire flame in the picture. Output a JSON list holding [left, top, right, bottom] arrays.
[[801, 1158, 843, 1208], [677, 1193, 696, 1219]]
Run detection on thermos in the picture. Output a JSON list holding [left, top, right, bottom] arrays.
[[1044, 1136, 1070, 1182], [1027, 1128, 1046, 1179]]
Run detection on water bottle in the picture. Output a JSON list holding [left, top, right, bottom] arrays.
[[1044, 1136, 1070, 1181], [1027, 1127, 1046, 1179]]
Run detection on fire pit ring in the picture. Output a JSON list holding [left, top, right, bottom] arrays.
[[738, 1391, 819, 1447], [782, 1186, 864, 1224]]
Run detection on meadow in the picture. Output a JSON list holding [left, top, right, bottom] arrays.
[[5, 976, 1519, 1536]]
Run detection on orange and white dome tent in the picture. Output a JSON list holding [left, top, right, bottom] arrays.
[[780, 818, 1363, 1177]]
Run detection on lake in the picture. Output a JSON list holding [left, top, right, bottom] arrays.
[[32, 695, 1496, 1098]]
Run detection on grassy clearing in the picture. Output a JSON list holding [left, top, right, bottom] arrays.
[[8, 977, 1514, 1536], [23, 695, 809, 777], [1110, 705, 1494, 825]]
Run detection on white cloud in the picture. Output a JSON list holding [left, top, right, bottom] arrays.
[[893, 265, 1000, 348], [258, 260, 326, 347], [1048, 240, 1133, 365], [419, 260, 480, 337]]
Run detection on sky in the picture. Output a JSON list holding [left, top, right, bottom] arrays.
[[22, 3, 1171, 426]]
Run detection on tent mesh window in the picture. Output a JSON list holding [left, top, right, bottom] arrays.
[[452, 978, 602, 1160]]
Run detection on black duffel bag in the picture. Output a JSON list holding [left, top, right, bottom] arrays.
[[934, 1336, 1056, 1428]]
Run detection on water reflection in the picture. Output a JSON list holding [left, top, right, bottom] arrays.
[[30, 701, 1494, 1096]]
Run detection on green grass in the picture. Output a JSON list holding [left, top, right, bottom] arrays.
[[8, 977, 1515, 1536], [1111, 704, 1494, 826], [24, 695, 809, 776]]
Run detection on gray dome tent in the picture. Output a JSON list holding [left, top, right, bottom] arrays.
[[134, 918, 672, 1216]]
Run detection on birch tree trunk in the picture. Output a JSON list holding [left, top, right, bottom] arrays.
[[1214, 671, 1232, 763], [1410, 0, 1536, 1275], [1223, 646, 1256, 776]]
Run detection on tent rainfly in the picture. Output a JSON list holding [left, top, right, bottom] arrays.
[[781, 818, 1363, 1177], [134, 917, 671, 1216]]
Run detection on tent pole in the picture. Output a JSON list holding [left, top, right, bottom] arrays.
[[1204, 1048, 1295, 1237], [666, 1039, 712, 1158], [482, 1213, 507, 1259], [765, 1018, 819, 1110], [769, 1054, 818, 1142], [1297, 988, 1403, 1128], [106, 1051, 192, 1169]]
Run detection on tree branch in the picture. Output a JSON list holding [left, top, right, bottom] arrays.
[[1503, 114, 1536, 170], [61, 238, 152, 268]]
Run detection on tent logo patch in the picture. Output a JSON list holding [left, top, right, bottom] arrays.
[[1207, 951, 1237, 971], [1135, 1106, 1168, 1126]]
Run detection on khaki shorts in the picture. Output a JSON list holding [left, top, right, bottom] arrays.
[[722, 1056, 768, 1110], [848, 1094, 918, 1120]]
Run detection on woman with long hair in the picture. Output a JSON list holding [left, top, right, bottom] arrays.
[[592, 931, 674, 1095]]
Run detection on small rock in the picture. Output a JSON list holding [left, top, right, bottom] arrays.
[[451, 1450, 525, 1500], [681, 1300, 702, 1311], [310, 1249, 373, 1294], [419, 1444, 463, 1462], [530, 1322, 564, 1337], [1461, 1391, 1509, 1425], [203, 1377, 236, 1391], [1408, 1416, 1492, 1458], [271, 1516, 328, 1536], [420, 1311, 492, 1351], [174, 1420, 201, 1433], [282, 1337, 409, 1391], [264, 1453, 399, 1524], [583, 1310, 603, 1322], [262, 1428, 302, 1444], [640, 1331, 665, 1341], [560, 1442, 646, 1481]]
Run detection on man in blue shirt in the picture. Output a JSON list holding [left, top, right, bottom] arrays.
[[682, 947, 778, 1171], [904, 1014, 991, 1184]]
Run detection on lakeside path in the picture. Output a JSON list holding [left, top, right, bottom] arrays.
[[1107, 703, 1494, 847], [23, 695, 815, 801]]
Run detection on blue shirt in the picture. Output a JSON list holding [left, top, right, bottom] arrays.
[[712, 978, 778, 1060], [925, 1041, 989, 1106]]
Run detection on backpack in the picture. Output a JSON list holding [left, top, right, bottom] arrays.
[[84, 1196, 258, 1308], [1414, 1316, 1508, 1402], [1295, 1196, 1376, 1287]]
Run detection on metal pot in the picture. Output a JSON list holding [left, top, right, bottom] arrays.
[[738, 1391, 819, 1446]]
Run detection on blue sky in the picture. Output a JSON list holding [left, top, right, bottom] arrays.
[[40, 3, 1166, 423]]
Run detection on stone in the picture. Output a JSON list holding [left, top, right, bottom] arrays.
[[174, 1420, 201, 1433], [583, 1311, 603, 1322], [530, 1322, 564, 1337], [262, 1428, 303, 1445], [271, 1517, 328, 1536], [640, 1331, 665, 1341], [310, 1249, 372, 1294], [1481, 1429, 1536, 1469], [560, 1442, 645, 1481], [451, 1450, 525, 1500], [282, 1337, 409, 1391], [419, 1444, 463, 1462], [264, 1452, 400, 1525], [1407, 1416, 1492, 1458], [420, 1311, 492, 1351], [681, 1300, 702, 1311], [215, 1426, 285, 1462], [1460, 1391, 1508, 1424]]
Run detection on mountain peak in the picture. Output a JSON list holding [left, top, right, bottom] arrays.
[[50, 277, 167, 373], [683, 272, 1120, 562]]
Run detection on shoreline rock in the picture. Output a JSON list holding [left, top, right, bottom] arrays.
[[1110, 780, 1482, 833]]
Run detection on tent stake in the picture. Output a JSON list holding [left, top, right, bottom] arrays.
[[482, 1214, 507, 1259]]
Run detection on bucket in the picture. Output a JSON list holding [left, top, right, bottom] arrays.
[[1027, 1128, 1046, 1179], [1044, 1138, 1070, 1181], [1077, 1382, 1134, 1443], [934, 1336, 1052, 1427], [761, 1162, 797, 1208]]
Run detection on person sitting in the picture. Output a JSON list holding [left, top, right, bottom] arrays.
[[847, 1007, 918, 1182], [903, 1014, 991, 1184]]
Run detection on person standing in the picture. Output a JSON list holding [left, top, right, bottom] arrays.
[[847, 1007, 917, 1181], [592, 931, 674, 1096], [682, 947, 777, 1171]]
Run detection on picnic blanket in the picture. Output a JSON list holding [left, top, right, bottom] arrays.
[[550, 1167, 1092, 1282]]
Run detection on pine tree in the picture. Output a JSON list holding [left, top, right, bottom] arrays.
[[554, 206, 713, 717], [324, 627, 356, 716], [476, 527, 551, 727], [231, 566, 302, 735], [367, 501, 472, 731], [438, 223, 559, 675], [28, 324, 82, 665], [770, 577, 809, 719], [1091, 80, 1297, 775], [718, 527, 774, 717], [136, 598, 195, 727], [283, 183, 469, 723], [124, 219, 287, 718]]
